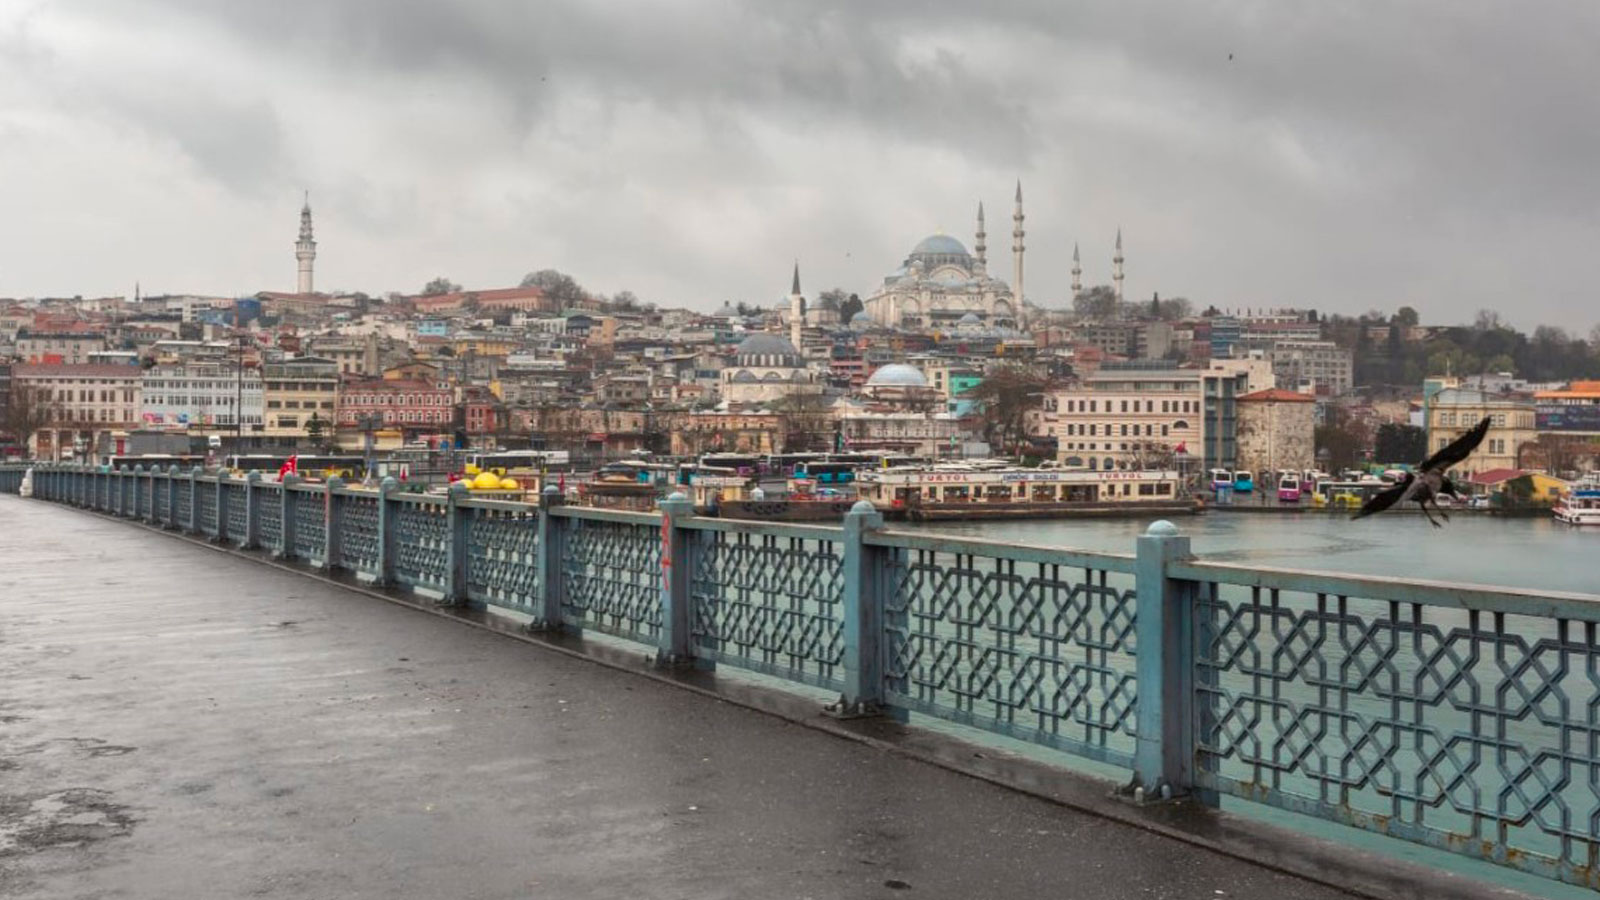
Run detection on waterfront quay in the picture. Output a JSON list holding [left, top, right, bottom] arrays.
[[8, 464, 1600, 898]]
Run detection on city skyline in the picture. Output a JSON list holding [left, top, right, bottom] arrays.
[[2, 2, 1599, 328]]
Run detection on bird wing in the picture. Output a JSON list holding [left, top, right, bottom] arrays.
[[1420, 416, 1492, 472], [1351, 481, 1408, 520]]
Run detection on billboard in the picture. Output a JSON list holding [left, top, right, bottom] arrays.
[[1537, 404, 1600, 432]]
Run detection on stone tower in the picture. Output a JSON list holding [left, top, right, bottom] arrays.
[[788, 261, 805, 351], [1112, 228, 1124, 302], [974, 201, 987, 271], [295, 192, 316, 295], [1011, 181, 1024, 314]]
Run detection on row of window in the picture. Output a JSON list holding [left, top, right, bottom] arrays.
[[1437, 412, 1513, 428], [266, 400, 335, 410], [342, 394, 450, 406], [1060, 398, 1200, 414], [1061, 421, 1188, 437]]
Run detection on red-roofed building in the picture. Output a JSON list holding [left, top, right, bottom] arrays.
[[1236, 387, 1316, 475], [336, 378, 452, 435], [410, 286, 550, 316]]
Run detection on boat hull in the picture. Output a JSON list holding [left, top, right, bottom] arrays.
[[712, 499, 860, 521], [889, 499, 1202, 522]]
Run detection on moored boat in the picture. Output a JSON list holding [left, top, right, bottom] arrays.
[[1554, 476, 1600, 526], [856, 464, 1197, 521]]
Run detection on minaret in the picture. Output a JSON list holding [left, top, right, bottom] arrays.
[[295, 191, 317, 295], [788, 261, 805, 351], [1011, 180, 1025, 313], [974, 201, 987, 271], [1070, 243, 1082, 297], [1112, 228, 1124, 302]]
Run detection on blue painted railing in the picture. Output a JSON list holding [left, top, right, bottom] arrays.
[[5, 462, 1600, 889]]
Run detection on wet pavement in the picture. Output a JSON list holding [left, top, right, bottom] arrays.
[[0, 498, 1368, 900]]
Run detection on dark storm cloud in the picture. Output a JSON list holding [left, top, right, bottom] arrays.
[[2, 1, 1598, 327]]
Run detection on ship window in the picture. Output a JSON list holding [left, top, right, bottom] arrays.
[[1032, 484, 1057, 501], [943, 486, 969, 501], [1157, 483, 1172, 494], [1139, 483, 1155, 496]]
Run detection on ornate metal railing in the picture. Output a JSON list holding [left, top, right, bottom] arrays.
[[5, 463, 1600, 890]]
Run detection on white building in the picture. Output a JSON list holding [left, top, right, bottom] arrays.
[[140, 362, 263, 430], [863, 190, 1026, 330]]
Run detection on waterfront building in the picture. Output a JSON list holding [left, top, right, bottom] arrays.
[[1425, 388, 1537, 475], [262, 357, 339, 438], [1534, 380, 1600, 435], [140, 362, 263, 431], [838, 410, 965, 457], [1048, 361, 1250, 472], [1234, 388, 1315, 476], [10, 363, 142, 460]]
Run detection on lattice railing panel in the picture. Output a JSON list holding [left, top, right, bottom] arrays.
[[1195, 582, 1600, 880], [884, 549, 1139, 767], [224, 483, 248, 544], [291, 490, 326, 563], [561, 517, 660, 644], [689, 528, 845, 690], [393, 500, 450, 592], [465, 507, 540, 611], [198, 482, 218, 535], [336, 493, 382, 576]]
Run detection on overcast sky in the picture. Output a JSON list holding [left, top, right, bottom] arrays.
[[2, 1, 1598, 328]]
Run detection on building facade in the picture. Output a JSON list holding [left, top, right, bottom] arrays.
[[1267, 340, 1353, 396], [17, 331, 106, 365], [1048, 362, 1250, 472], [1234, 389, 1316, 476], [140, 362, 264, 431], [720, 333, 819, 407], [10, 363, 142, 460], [1426, 388, 1537, 476], [262, 357, 339, 437], [863, 231, 1020, 330], [335, 378, 452, 431]]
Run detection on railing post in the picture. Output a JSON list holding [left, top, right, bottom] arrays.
[[1129, 520, 1200, 803], [215, 473, 231, 542], [374, 477, 398, 585], [146, 466, 157, 523], [444, 482, 470, 605], [188, 467, 202, 533], [279, 473, 299, 559], [244, 472, 261, 549], [831, 500, 889, 717], [531, 485, 566, 631], [656, 491, 695, 667], [324, 476, 344, 570]]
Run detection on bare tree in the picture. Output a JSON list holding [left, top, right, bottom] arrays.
[[2, 383, 60, 458], [773, 391, 835, 453], [963, 364, 1048, 458]]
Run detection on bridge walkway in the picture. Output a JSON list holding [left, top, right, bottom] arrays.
[[0, 497, 1369, 899]]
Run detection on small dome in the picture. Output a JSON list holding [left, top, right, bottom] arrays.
[[851, 311, 871, 323], [959, 312, 982, 324], [734, 332, 799, 358], [911, 234, 970, 257], [866, 364, 929, 388]]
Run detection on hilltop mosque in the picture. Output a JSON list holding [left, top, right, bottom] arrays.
[[862, 182, 1027, 330]]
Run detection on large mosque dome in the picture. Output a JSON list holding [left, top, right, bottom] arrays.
[[734, 332, 800, 365], [865, 364, 930, 388]]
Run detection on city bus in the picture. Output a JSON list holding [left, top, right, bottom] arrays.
[[469, 449, 572, 475], [793, 460, 859, 485], [224, 454, 367, 480], [1231, 470, 1255, 493], [698, 453, 762, 477]]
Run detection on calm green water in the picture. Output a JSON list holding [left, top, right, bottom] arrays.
[[924, 509, 1600, 596]]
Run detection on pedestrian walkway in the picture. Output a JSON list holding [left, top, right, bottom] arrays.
[[0, 497, 1372, 899]]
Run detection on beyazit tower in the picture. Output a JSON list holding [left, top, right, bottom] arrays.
[[295, 192, 316, 295]]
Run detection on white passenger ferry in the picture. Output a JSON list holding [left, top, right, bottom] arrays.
[[855, 465, 1198, 521], [1554, 475, 1600, 526]]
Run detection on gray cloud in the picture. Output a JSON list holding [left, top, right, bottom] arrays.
[[1, 1, 1597, 328]]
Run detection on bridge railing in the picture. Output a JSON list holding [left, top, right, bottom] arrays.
[[5, 463, 1598, 890]]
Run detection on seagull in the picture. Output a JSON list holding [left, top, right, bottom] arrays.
[[1352, 416, 1491, 528]]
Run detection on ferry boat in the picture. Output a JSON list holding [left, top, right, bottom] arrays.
[[1554, 476, 1600, 526], [687, 474, 858, 521], [856, 465, 1197, 521]]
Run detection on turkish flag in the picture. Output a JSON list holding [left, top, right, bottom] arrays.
[[277, 455, 298, 479]]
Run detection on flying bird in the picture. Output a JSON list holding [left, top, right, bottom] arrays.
[[1352, 416, 1491, 527]]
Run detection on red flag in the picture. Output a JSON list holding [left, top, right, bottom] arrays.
[[1173, 442, 1187, 454], [277, 454, 298, 479]]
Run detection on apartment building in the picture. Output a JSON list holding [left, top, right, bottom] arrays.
[[262, 356, 339, 437]]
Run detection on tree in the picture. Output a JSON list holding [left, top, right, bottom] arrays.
[[608, 290, 640, 311], [816, 288, 848, 311], [1393, 306, 1420, 327], [305, 412, 332, 451], [1155, 296, 1192, 320], [1373, 423, 1427, 464], [421, 277, 460, 296], [963, 364, 1048, 458], [839, 293, 864, 324], [1473, 309, 1506, 332], [519, 269, 586, 308], [1072, 285, 1119, 320], [773, 392, 836, 453], [2, 383, 59, 457], [1314, 406, 1371, 472]]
